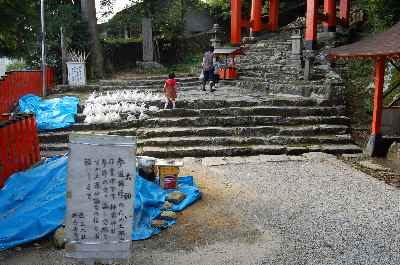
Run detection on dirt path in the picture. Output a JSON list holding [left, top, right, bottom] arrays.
[[2, 154, 400, 264]]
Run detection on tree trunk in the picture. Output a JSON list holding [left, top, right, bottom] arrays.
[[81, 0, 104, 78]]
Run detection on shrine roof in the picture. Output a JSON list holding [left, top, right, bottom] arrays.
[[214, 47, 244, 56], [329, 21, 400, 60]]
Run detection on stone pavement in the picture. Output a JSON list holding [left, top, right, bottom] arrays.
[[2, 153, 399, 264]]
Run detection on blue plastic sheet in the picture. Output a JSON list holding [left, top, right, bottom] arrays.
[[0, 156, 201, 250], [19, 94, 79, 131]]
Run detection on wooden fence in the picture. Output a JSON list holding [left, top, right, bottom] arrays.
[[0, 113, 40, 188], [0, 67, 55, 113]]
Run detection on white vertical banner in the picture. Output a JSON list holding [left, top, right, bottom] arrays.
[[65, 133, 136, 264]]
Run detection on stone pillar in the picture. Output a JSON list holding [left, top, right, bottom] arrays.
[[250, 0, 263, 33], [303, 50, 315, 81], [124, 27, 129, 40], [289, 30, 303, 69], [340, 0, 350, 27], [366, 59, 387, 156], [268, 0, 280, 32], [231, 0, 242, 45], [305, 0, 318, 50], [142, 18, 154, 62]]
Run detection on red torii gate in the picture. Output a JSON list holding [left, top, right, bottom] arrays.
[[231, 0, 350, 47], [330, 21, 400, 156], [231, 0, 280, 45], [305, 0, 350, 49]]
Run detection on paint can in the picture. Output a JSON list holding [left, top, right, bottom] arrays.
[[156, 160, 183, 190]]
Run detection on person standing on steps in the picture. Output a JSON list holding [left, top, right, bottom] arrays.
[[163, 72, 178, 109], [201, 46, 215, 92]]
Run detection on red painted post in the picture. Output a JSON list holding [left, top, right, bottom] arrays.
[[18, 116, 30, 169], [13, 117, 25, 171], [21, 114, 34, 165], [250, 0, 263, 33], [268, 0, 280, 32], [305, 0, 318, 50], [340, 0, 350, 27], [0, 121, 11, 186], [4, 78, 10, 112], [0, 80, 4, 113], [6, 119, 17, 175], [323, 0, 336, 32], [29, 114, 40, 163], [371, 59, 385, 135], [231, 0, 242, 45]]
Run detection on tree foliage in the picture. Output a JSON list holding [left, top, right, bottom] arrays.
[[354, 0, 400, 32], [0, 0, 89, 81], [0, 0, 38, 57]]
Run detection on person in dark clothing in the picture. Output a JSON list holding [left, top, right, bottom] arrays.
[[201, 46, 215, 92]]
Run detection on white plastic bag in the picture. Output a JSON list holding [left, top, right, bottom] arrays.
[[199, 71, 204, 81]]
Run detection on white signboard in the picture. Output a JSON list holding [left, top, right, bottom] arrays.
[[67, 62, 86, 86], [65, 133, 136, 264]]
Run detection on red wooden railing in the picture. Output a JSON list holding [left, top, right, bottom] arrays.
[[0, 66, 55, 113], [0, 113, 40, 188]]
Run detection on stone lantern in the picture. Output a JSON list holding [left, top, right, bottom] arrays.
[[209, 24, 223, 48], [285, 17, 306, 70]]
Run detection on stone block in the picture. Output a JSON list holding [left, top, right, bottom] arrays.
[[160, 211, 177, 220], [166, 191, 187, 204]]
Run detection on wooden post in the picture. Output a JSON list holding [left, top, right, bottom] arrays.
[[60, 27, 67, 85], [340, 0, 350, 27], [268, 0, 280, 32], [305, 0, 318, 50], [366, 58, 386, 157], [371, 59, 385, 135], [231, 0, 242, 45], [250, 0, 263, 33], [323, 0, 336, 32]]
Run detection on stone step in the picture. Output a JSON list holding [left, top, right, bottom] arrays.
[[140, 143, 361, 158], [78, 97, 327, 112], [76, 105, 345, 122], [98, 78, 200, 86], [55, 83, 202, 93], [67, 114, 349, 133], [40, 143, 69, 151], [109, 73, 195, 80], [39, 142, 361, 158], [99, 76, 198, 83], [150, 106, 346, 118], [143, 115, 350, 128], [140, 135, 353, 147], [40, 150, 68, 158], [136, 125, 349, 139]]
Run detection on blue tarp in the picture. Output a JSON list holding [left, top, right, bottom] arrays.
[[0, 156, 201, 250], [19, 94, 79, 131]]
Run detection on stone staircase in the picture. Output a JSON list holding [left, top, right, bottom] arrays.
[[40, 33, 361, 158]]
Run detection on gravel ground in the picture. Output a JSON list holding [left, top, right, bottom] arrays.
[[1, 153, 400, 265]]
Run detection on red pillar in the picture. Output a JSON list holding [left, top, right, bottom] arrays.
[[340, 0, 350, 27], [268, 0, 280, 32], [323, 0, 337, 32], [371, 59, 385, 135], [231, 0, 242, 45], [250, 0, 263, 33], [305, 0, 318, 50]]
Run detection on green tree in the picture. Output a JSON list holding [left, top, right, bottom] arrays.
[[0, 0, 38, 57]]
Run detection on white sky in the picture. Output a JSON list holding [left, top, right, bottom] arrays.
[[95, 0, 132, 23]]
